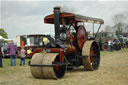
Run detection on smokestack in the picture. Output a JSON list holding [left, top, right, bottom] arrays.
[[54, 7, 61, 40]]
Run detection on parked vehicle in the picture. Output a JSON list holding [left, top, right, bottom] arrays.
[[96, 32, 117, 51], [0, 40, 9, 58], [16, 34, 53, 58], [117, 35, 128, 48], [2, 44, 10, 58]]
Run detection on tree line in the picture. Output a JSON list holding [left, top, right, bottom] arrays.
[[0, 28, 8, 39], [104, 14, 128, 35]]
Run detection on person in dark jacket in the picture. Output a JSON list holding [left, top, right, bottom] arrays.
[[114, 38, 120, 51], [0, 45, 4, 67], [8, 41, 17, 66], [126, 40, 128, 48]]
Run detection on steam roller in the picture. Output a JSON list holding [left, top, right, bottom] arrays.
[[29, 7, 104, 79]]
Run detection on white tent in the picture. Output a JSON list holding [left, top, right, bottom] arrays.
[[0, 36, 4, 39]]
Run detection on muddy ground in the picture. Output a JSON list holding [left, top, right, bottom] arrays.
[[0, 48, 128, 85]]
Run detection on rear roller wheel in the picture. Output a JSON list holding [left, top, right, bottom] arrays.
[[30, 53, 66, 79], [102, 43, 109, 51], [82, 41, 100, 71]]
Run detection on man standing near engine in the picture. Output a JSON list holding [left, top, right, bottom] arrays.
[[8, 41, 17, 66]]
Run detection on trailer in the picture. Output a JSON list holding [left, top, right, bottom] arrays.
[[16, 34, 53, 57]]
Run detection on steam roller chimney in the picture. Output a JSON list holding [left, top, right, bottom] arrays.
[[54, 7, 61, 41]]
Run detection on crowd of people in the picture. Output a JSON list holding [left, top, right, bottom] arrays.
[[0, 41, 26, 67], [108, 38, 128, 52]]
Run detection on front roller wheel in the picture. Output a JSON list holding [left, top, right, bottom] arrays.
[[82, 41, 100, 71], [30, 53, 66, 79]]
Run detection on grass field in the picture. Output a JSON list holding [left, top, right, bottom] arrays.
[[1, 58, 30, 67], [0, 48, 128, 85]]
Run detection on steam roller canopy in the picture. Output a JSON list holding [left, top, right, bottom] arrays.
[[30, 53, 66, 79], [82, 40, 100, 71]]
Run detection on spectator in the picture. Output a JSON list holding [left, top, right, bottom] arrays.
[[8, 41, 17, 66], [114, 38, 120, 51], [0, 45, 4, 67], [108, 40, 113, 52], [27, 48, 32, 55], [126, 40, 128, 48], [20, 47, 26, 66], [113, 39, 116, 50]]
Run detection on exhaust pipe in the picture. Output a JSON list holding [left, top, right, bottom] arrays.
[[54, 7, 61, 40]]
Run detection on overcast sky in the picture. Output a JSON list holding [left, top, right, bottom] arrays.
[[0, 0, 128, 39]]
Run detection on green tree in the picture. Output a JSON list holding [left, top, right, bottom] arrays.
[[0, 28, 8, 39]]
